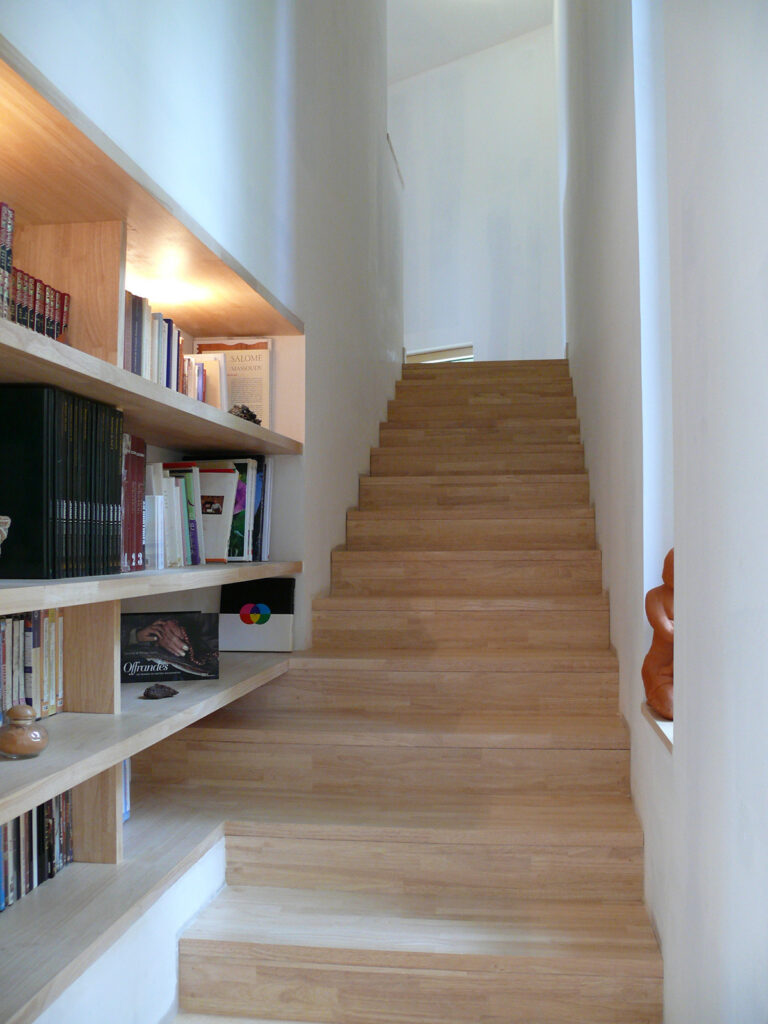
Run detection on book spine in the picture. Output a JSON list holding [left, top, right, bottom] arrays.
[[23, 614, 32, 706], [44, 283, 55, 338], [33, 278, 45, 334], [59, 291, 70, 344]]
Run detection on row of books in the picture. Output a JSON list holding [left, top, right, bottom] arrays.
[[1, 790, 73, 911], [146, 456, 274, 568], [0, 202, 71, 341], [122, 297, 272, 426], [0, 610, 64, 723], [122, 445, 274, 572], [0, 384, 123, 579]]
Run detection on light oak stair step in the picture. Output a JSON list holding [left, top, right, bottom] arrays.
[[379, 420, 582, 445], [224, 817, 644, 901], [394, 381, 577, 405], [242, 659, 617, 715], [386, 395, 578, 423], [331, 547, 603, 596], [370, 444, 585, 475], [142, 709, 630, 797], [402, 358, 571, 380], [312, 594, 610, 650], [346, 506, 595, 551], [178, 886, 662, 1023], [359, 472, 589, 509]]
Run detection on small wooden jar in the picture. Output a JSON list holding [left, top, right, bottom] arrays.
[[0, 704, 49, 759]]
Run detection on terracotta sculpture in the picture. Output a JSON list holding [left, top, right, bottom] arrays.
[[642, 548, 674, 720]]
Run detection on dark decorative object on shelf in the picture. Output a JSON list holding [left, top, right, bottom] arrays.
[[229, 403, 262, 425], [642, 548, 674, 720], [0, 704, 49, 758], [140, 684, 179, 700]]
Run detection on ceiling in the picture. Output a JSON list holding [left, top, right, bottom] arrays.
[[387, 0, 553, 84]]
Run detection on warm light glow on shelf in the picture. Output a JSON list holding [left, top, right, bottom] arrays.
[[126, 248, 213, 306], [124, 273, 213, 306]]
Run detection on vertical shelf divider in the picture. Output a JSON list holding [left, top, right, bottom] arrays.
[[13, 220, 126, 364], [71, 764, 123, 864], [63, 600, 121, 714]]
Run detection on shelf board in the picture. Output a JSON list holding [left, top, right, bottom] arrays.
[[0, 50, 303, 339], [0, 560, 302, 616], [0, 789, 226, 1024], [0, 651, 291, 826], [0, 319, 302, 454]]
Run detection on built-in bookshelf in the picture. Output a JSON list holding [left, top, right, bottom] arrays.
[[0, 40, 304, 1017]]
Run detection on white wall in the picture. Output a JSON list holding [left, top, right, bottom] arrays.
[[555, 0, 675, 975], [389, 26, 563, 360], [663, 2, 768, 1020], [559, 1, 768, 1020], [0, 0, 403, 646]]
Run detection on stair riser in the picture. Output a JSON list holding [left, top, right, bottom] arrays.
[[312, 607, 610, 650], [237, 668, 619, 714], [379, 424, 582, 446], [179, 948, 661, 1023], [359, 477, 589, 510], [141, 740, 630, 796], [224, 835, 644, 901], [394, 382, 574, 403], [370, 451, 585, 475], [387, 398, 578, 422], [345, 517, 595, 551], [332, 557, 602, 596], [402, 359, 571, 379]]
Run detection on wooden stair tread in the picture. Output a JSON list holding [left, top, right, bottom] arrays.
[[347, 506, 593, 521], [314, 594, 607, 611], [289, 646, 619, 671], [189, 709, 628, 749], [361, 472, 588, 484], [134, 780, 644, 845], [181, 885, 660, 973], [332, 547, 599, 563], [371, 442, 583, 455]]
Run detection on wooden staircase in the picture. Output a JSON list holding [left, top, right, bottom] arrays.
[[161, 358, 662, 1023]]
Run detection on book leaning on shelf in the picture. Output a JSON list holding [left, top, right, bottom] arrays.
[[0, 385, 123, 579], [143, 457, 273, 567], [194, 337, 273, 428], [0, 790, 73, 912], [0, 610, 64, 722]]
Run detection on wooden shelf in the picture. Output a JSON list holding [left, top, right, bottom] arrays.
[[0, 561, 302, 616], [0, 320, 303, 455], [0, 652, 290, 826], [0, 787, 226, 1024]]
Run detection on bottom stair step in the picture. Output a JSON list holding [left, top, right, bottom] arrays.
[[179, 885, 662, 1024]]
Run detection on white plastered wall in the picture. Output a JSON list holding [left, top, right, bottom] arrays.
[[388, 25, 563, 361], [557, 0, 768, 1020], [0, 0, 404, 647]]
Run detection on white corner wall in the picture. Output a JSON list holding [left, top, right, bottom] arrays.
[[559, 0, 768, 1020], [0, 0, 403, 647], [555, 0, 675, 979], [389, 26, 563, 360], [663, 2, 768, 1020]]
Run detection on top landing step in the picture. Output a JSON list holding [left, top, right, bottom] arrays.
[[403, 358, 570, 379]]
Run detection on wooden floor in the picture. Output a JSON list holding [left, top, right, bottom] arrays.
[[142, 359, 662, 1023]]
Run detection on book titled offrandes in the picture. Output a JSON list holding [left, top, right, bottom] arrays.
[[120, 612, 219, 684]]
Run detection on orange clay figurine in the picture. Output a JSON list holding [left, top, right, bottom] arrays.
[[642, 548, 674, 720]]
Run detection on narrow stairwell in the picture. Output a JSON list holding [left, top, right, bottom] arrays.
[[162, 358, 662, 1023]]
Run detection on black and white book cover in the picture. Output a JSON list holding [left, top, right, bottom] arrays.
[[120, 612, 219, 684]]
